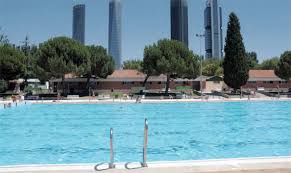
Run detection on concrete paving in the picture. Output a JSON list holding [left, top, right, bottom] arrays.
[[1, 157, 291, 173]]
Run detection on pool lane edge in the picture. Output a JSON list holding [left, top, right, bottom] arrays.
[[0, 156, 291, 173]]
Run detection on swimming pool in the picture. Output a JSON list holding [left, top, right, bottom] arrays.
[[0, 101, 291, 165]]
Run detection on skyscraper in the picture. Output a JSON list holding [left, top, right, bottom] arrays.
[[204, 0, 223, 59], [72, 4, 85, 45], [171, 0, 189, 47], [109, 0, 122, 70]]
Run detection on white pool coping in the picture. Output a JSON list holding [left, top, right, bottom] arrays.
[[1, 156, 291, 173], [12, 97, 291, 104]]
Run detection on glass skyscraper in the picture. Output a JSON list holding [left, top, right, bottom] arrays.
[[204, 0, 223, 59], [109, 0, 122, 70], [171, 0, 189, 47], [72, 4, 85, 45]]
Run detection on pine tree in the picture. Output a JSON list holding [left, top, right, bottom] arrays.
[[223, 12, 249, 91], [275, 51, 291, 81]]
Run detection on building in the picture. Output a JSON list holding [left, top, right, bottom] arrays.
[[72, 4, 85, 44], [204, 0, 223, 59], [193, 75, 225, 93], [171, 0, 189, 47], [50, 70, 195, 95], [109, 0, 122, 70], [243, 70, 291, 92]]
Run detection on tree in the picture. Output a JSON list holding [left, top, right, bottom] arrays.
[[202, 59, 223, 76], [0, 28, 9, 45], [246, 52, 258, 69], [257, 57, 279, 70], [143, 45, 160, 87], [86, 45, 114, 90], [36, 37, 90, 93], [0, 80, 8, 93], [19, 36, 40, 88], [0, 45, 25, 81], [123, 60, 143, 72], [223, 12, 249, 91], [144, 39, 199, 94], [275, 51, 291, 81]]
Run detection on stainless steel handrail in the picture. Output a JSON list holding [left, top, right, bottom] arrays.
[[141, 118, 148, 167], [95, 128, 115, 171], [109, 128, 115, 169]]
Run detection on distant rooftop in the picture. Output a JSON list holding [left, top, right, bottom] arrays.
[[248, 70, 282, 81]]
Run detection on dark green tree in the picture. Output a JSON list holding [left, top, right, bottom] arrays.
[[123, 60, 143, 72], [36, 37, 90, 93], [275, 51, 291, 81], [223, 12, 249, 91], [0, 45, 26, 81], [143, 45, 160, 87], [246, 52, 258, 69], [86, 45, 115, 90], [144, 39, 199, 94]]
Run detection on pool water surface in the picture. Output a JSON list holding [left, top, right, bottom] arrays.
[[0, 101, 291, 165]]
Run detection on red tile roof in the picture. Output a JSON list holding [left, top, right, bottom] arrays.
[[249, 70, 278, 78], [108, 70, 146, 79]]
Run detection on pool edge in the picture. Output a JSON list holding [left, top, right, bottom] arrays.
[[1, 156, 291, 172]]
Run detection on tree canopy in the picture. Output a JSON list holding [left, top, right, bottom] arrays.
[[202, 59, 223, 76], [223, 12, 249, 90], [275, 51, 291, 81], [37, 37, 90, 79], [123, 60, 143, 72], [143, 39, 199, 94], [0, 45, 26, 81], [0, 29, 9, 46], [257, 57, 279, 70], [87, 45, 115, 79], [246, 52, 258, 69]]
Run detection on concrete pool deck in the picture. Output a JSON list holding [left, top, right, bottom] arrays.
[[1, 157, 290, 173]]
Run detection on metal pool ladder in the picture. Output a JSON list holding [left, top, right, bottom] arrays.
[[94, 119, 149, 171], [94, 128, 115, 171]]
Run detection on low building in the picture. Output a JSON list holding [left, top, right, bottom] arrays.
[[243, 70, 291, 92], [50, 70, 196, 95], [193, 76, 225, 93]]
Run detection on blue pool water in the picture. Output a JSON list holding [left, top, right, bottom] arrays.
[[0, 101, 291, 165]]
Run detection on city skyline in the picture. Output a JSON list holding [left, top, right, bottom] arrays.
[[0, 0, 290, 62], [72, 4, 85, 44]]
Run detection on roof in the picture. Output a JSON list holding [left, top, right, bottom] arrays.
[[107, 70, 146, 79], [194, 75, 223, 82], [50, 70, 196, 82], [193, 75, 209, 82], [249, 70, 278, 78], [248, 70, 282, 81]]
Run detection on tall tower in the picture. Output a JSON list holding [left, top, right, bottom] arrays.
[[171, 0, 189, 47], [204, 0, 223, 59], [72, 4, 85, 45], [109, 0, 122, 70]]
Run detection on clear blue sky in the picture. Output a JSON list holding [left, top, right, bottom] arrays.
[[0, 0, 290, 62]]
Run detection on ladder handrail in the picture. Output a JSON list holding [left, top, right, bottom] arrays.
[[142, 118, 148, 167], [109, 128, 115, 169]]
